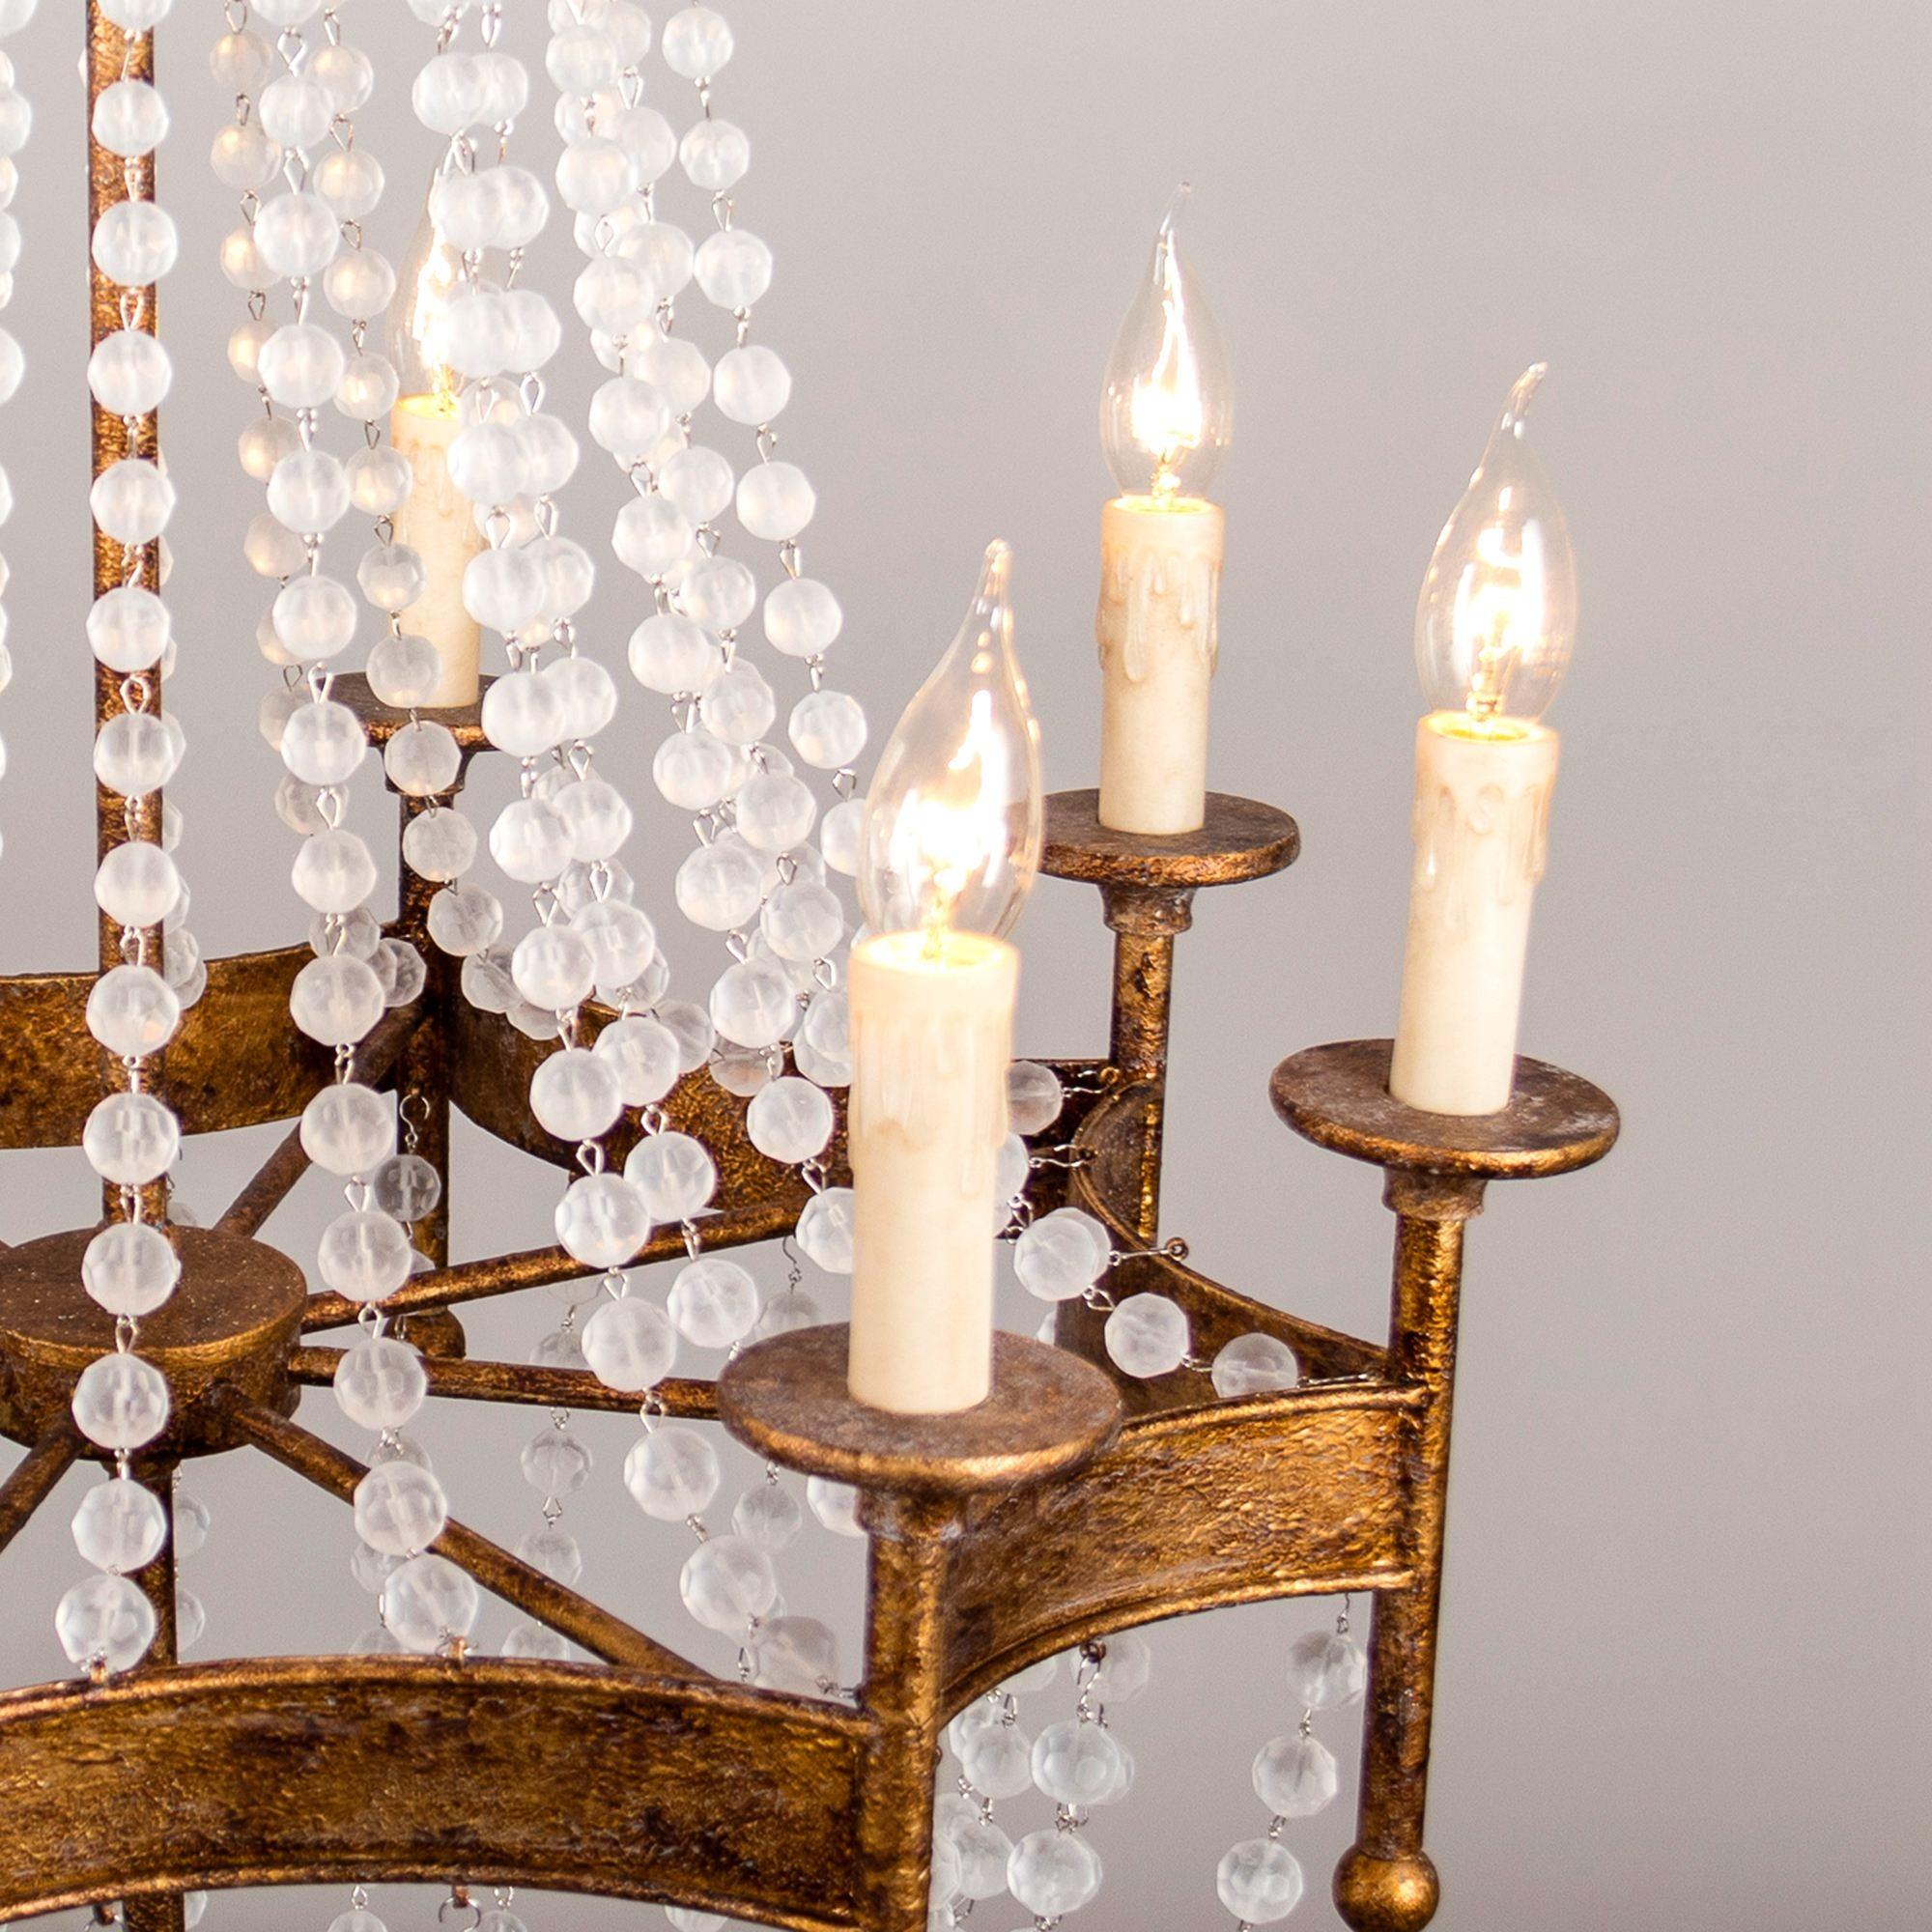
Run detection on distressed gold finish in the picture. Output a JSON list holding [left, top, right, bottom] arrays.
[[0, 17, 1619, 1921]]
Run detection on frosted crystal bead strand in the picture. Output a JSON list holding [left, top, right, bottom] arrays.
[[1214, 1604, 1366, 1925], [62, 0, 186, 1681]]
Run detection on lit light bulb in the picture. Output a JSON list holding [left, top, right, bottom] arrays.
[[387, 183, 465, 414], [858, 542, 1044, 947], [1099, 184, 1234, 501], [1415, 364, 1578, 735]]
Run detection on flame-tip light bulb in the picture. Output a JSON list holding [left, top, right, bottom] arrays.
[[847, 543, 1042, 1415], [1390, 366, 1579, 1117]]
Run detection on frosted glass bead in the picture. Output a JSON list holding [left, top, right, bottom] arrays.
[[710, 956, 795, 1049], [697, 660, 774, 746], [680, 117, 750, 191], [733, 1479, 803, 1552], [443, 290, 516, 380], [1216, 1840, 1303, 1924], [1031, 1719, 1126, 1807], [574, 255, 651, 337], [793, 993, 851, 1089], [313, 904, 383, 964], [82, 1090, 178, 1186], [90, 840, 178, 928], [380, 720, 459, 801], [817, 797, 864, 878], [792, 1483, 860, 1551], [351, 1540, 399, 1594], [796, 1188, 855, 1274], [625, 1423, 719, 1520], [556, 139, 633, 218], [1253, 1731, 1339, 1818], [210, 121, 283, 194], [73, 1475, 167, 1574], [630, 613, 720, 696], [735, 770, 816, 855], [400, 810, 474, 891], [274, 774, 328, 838], [650, 1000, 712, 1074], [1091, 1629, 1151, 1702], [518, 1523, 582, 1586], [783, 695, 866, 781], [482, 668, 566, 754], [99, 0, 171, 28], [258, 324, 346, 408], [614, 498, 699, 587], [647, 735, 730, 819], [339, 354, 401, 424], [92, 713, 178, 799], [448, 423, 527, 506], [412, 53, 485, 136], [334, 1335, 427, 1431], [261, 72, 333, 151], [370, 1151, 441, 1223], [89, 585, 169, 672], [355, 1461, 448, 1556], [735, 462, 814, 542], [668, 1257, 758, 1348], [245, 512, 308, 582], [173, 1491, 212, 1558], [275, 576, 359, 663], [589, 377, 672, 465], [364, 639, 445, 721], [1014, 1208, 1109, 1302], [269, 451, 352, 538], [513, 412, 579, 496], [593, 1017, 680, 1109], [72, 1350, 170, 1451], [672, 839, 760, 933], [316, 150, 385, 221], [694, 229, 772, 310], [552, 773, 631, 863], [624, 1130, 717, 1221], [313, 41, 375, 112], [1212, 1333, 1300, 1399], [93, 79, 168, 157], [92, 200, 179, 285], [503, 291, 562, 377], [488, 166, 550, 250], [319, 1208, 412, 1303], [240, 415, 301, 488], [510, 924, 595, 1013], [619, 220, 696, 301], [759, 882, 841, 967], [661, 445, 736, 526], [680, 556, 758, 635], [91, 459, 174, 545], [220, 223, 267, 292], [559, 856, 636, 917], [210, 28, 272, 93], [56, 1573, 155, 1673], [707, 1046, 770, 1099], [300, 1081, 394, 1176], [382, 941, 429, 1014], [570, 903, 652, 996], [747, 1077, 833, 1163], [530, 1046, 622, 1140], [291, 953, 384, 1047], [385, 1552, 480, 1655], [579, 1295, 675, 1395], [1007, 1062, 1064, 1137], [1285, 1629, 1367, 1711], [293, 829, 378, 915], [1008, 1831, 1101, 1918], [946, 1815, 1013, 1902], [959, 1723, 1034, 1802], [490, 799, 574, 888], [81, 1221, 179, 1318], [460, 946, 518, 1015], [89, 329, 170, 416], [681, 1533, 776, 1633], [230, 330, 285, 405], [707, 350, 788, 433], [662, 6, 734, 80], [523, 1424, 592, 1497], [473, 47, 530, 123], [763, 577, 841, 657], [629, 332, 709, 416], [1104, 1292, 1190, 1378], [281, 700, 367, 786], [752, 1614, 838, 1696]]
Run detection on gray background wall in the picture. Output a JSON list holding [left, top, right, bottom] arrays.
[[0, 2, 1922, 1927]]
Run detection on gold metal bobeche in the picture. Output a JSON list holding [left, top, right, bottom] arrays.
[[0, 14, 1618, 1930]]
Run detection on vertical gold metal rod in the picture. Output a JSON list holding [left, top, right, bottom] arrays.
[[1333, 1174, 1481, 1932], [853, 1495, 956, 1932], [87, 3, 166, 1221], [1098, 884, 1193, 1242]]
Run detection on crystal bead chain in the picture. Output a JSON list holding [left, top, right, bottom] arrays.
[[1214, 1600, 1368, 1925], [60, 0, 188, 1684]]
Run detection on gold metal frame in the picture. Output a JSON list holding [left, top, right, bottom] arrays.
[[0, 17, 1619, 1929]]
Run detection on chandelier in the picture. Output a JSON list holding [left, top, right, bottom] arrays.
[[0, 4, 1618, 1931]]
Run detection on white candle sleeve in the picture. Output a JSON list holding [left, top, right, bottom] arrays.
[[390, 399, 486, 709], [1389, 715, 1559, 1116], [1095, 496, 1224, 836], [846, 930, 1018, 1414]]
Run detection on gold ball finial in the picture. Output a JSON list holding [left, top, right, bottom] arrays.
[[1334, 1846, 1440, 1932]]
